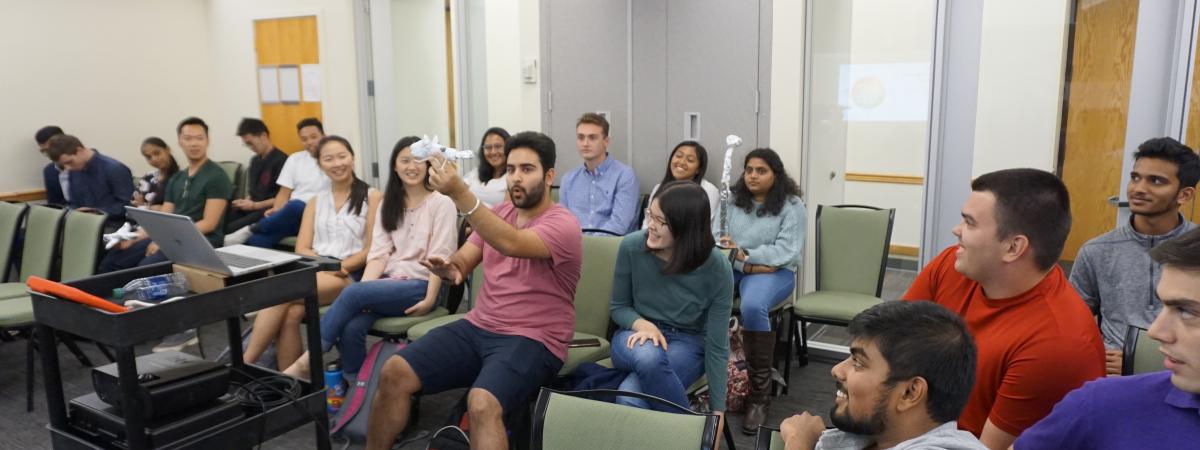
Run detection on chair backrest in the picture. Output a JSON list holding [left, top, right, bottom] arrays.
[[754, 426, 785, 450], [0, 202, 29, 282], [468, 263, 484, 311], [532, 389, 718, 450], [217, 160, 245, 199], [815, 204, 895, 296], [1123, 325, 1165, 375], [20, 205, 67, 281], [574, 235, 621, 338], [60, 210, 108, 281], [551, 185, 560, 203]]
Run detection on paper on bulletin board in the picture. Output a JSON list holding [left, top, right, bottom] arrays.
[[278, 65, 301, 103], [258, 67, 280, 103], [301, 64, 321, 102]]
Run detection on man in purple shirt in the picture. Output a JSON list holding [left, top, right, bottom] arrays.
[[365, 131, 582, 450], [559, 112, 639, 236], [1013, 227, 1200, 450]]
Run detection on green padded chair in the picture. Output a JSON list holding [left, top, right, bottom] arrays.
[[1123, 325, 1165, 375], [789, 205, 894, 379], [276, 235, 298, 250], [594, 358, 736, 449], [0, 205, 67, 299], [0, 205, 66, 412], [0, 202, 29, 282], [754, 426, 784, 450], [558, 235, 621, 375], [532, 388, 720, 450], [217, 160, 246, 200], [551, 185, 560, 203], [60, 210, 107, 282], [407, 263, 483, 341]]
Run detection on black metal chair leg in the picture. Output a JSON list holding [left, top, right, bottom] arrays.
[[798, 320, 810, 367], [60, 333, 93, 367], [26, 332, 36, 412], [724, 420, 738, 450], [94, 342, 115, 363]]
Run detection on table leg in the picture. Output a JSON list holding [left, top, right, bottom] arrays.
[[37, 324, 67, 429]]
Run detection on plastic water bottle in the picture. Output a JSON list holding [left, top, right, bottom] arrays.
[[113, 273, 190, 302], [325, 363, 346, 415]]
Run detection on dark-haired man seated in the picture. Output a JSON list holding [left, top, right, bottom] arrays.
[[45, 134, 133, 226], [1070, 137, 1198, 375], [365, 131, 582, 450], [228, 117, 330, 247], [225, 118, 286, 235], [780, 301, 986, 450], [903, 169, 1105, 450], [1014, 227, 1200, 449], [35, 125, 69, 205]]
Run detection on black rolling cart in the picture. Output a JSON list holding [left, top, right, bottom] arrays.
[[31, 258, 337, 450]]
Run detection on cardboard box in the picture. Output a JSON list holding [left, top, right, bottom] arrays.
[[172, 264, 230, 294]]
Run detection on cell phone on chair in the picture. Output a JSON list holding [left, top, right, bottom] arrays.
[[569, 338, 602, 348]]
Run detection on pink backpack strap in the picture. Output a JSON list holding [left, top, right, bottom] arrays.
[[332, 341, 398, 433]]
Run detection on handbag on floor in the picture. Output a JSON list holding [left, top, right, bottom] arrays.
[[330, 339, 407, 443], [724, 316, 750, 412]]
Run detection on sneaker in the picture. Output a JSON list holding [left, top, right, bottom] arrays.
[[153, 329, 199, 352]]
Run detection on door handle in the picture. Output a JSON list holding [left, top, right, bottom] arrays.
[[1107, 195, 1128, 208]]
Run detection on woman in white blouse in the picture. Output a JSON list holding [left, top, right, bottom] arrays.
[[243, 136, 382, 369], [464, 127, 510, 207]]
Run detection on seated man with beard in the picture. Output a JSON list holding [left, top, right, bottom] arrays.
[[779, 301, 986, 450]]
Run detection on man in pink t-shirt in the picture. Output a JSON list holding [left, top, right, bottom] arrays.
[[366, 132, 582, 450]]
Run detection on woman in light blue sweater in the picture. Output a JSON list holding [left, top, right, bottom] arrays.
[[715, 147, 806, 434]]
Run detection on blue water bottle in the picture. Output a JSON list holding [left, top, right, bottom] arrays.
[[324, 363, 346, 415]]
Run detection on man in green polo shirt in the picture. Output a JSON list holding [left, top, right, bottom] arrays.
[[98, 116, 233, 274]]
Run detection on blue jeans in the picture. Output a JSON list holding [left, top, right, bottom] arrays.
[[319, 278, 428, 372], [734, 268, 796, 332], [610, 326, 705, 411], [245, 199, 306, 248]]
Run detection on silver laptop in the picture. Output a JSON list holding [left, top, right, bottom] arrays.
[[126, 207, 301, 276]]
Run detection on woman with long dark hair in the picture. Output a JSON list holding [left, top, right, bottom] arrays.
[[465, 127, 510, 207], [641, 140, 720, 228], [611, 181, 733, 434], [131, 137, 180, 210], [285, 136, 457, 381], [244, 136, 382, 369], [717, 147, 806, 434]]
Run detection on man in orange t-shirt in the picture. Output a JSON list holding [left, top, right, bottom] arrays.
[[903, 168, 1104, 450]]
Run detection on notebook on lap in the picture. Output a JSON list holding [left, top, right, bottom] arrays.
[[125, 207, 301, 276]]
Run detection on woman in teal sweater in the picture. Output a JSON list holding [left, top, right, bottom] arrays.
[[716, 147, 806, 434], [609, 181, 733, 424]]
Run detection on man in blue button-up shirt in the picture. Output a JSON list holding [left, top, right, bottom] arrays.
[[559, 112, 639, 235], [46, 134, 133, 224]]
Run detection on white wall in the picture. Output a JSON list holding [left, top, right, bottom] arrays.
[[390, 0, 452, 142], [484, 0, 542, 134], [972, 0, 1070, 176], [0, 0, 215, 192], [769, 0, 805, 179], [207, 0, 363, 167]]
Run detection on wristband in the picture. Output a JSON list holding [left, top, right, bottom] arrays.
[[459, 197, 482, 218]]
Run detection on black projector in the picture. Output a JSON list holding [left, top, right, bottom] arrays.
[[92, 351, 230, 420]]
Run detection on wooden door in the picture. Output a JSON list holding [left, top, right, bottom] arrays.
[[1059, 0, 1139, 261], [255, 16, 322, 154]]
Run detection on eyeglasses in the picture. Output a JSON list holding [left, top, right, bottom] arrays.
[[644, 209, 668, 228]]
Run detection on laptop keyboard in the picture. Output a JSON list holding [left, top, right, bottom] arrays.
[[218, 252, 272, 269]]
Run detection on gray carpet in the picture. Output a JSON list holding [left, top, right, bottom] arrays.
[[0, 268, 914, 449]]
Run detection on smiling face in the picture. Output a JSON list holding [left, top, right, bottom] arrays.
[[318, 140, 355, 184], [1148, 266, 1200, 393], [299, 125, 324, 155], [644, 199, 675, 251], [1128, 157, 1191, 218], [743, 157, 776, 197], [829, 338, 894, 435], [483, 133, 507, 174], [141, 143, 173, 172], [392, 146, 429, 188], [951, 191, 1009, 283], [506, 147, 552, 209], [669, 145, 701, 181]]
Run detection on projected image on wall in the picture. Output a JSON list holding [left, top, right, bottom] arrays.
[[838, 63, 931, 122]]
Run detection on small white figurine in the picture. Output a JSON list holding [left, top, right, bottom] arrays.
[[103, 222, 140, 250], [410, 135, 474, 162]]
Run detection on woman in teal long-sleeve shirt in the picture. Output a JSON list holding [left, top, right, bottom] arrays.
[[715, 147, 806, 434], [609, 181, 733, 430]]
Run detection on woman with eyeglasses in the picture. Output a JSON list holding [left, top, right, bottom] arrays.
[[717, 147, 806, 434], [465, 127, 510, 207], [642, 140, 720, 229], [610, 180, 733, 435]]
